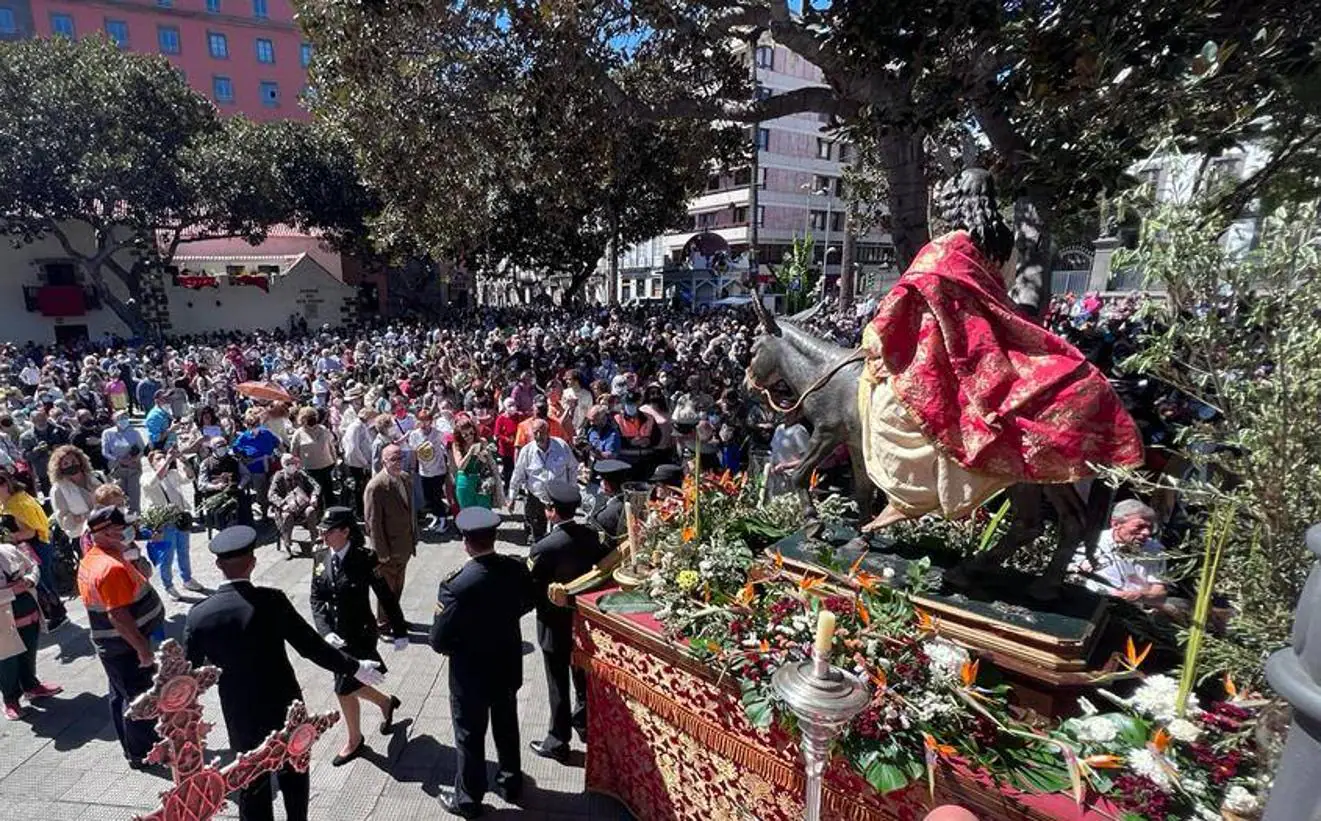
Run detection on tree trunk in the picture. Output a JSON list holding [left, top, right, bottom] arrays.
[[562, 262, 597, 300], [79, 258, 149, 338], [876, 128, 929, 271], [1010, 192, 1053, 316]]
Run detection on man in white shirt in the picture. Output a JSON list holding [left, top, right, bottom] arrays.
[[339, 401, 374, 520], [407, 410, 453, 532], [18, 362, 41, 396], [507, 419, 578, 543], [1072, 499, 1167, 604]]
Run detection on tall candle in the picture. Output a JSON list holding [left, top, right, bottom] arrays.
[[813, 609, 836, 657]]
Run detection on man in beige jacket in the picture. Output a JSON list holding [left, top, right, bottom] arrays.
[[363, 444, 416, 631]]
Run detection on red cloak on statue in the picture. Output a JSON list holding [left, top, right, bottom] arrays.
[[864, 230, 1143, 483]]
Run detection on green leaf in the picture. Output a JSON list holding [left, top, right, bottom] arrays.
[[864, 760, 912, 794]]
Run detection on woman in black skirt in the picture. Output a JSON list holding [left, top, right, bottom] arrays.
[[309, 506, 408, 765]]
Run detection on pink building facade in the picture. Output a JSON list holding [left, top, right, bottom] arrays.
[[11, 0, 310, 120]]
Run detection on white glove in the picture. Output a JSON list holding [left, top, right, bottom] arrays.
[[392, 637, 408, 652], [354, 660, 385, 687], [325, 632, 346, 649]]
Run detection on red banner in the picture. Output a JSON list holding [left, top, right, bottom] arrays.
[[177, 274, 220, 290], [231, 273, 270, 293], [36, 285, 86, 317]]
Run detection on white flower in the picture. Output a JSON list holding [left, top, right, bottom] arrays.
[[1077, 696, 1099, 717], [924, 639, 970, 683], [1126, 748, 1174, 791], [1166, 717, 1202, 743], [1129, 674, 1197, 723], [1074, 716, 1118, 744], [1222, 785, 1259, 814]]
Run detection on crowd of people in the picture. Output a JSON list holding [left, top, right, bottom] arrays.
[[0, 293, 1209, 818]]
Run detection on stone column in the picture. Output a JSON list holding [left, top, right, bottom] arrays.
[[1088, 235, 1121, 292], [1263, 525, 1321, 821]]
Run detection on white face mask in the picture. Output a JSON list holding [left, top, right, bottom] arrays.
[[213, 446, 228, 457]]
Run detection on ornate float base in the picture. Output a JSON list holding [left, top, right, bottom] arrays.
[[574, 589, 1113, 820]]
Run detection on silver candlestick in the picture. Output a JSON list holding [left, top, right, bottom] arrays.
[[772, 651, 871, 821]]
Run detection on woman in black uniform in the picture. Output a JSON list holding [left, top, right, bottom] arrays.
[[309, 507, 408, 765]]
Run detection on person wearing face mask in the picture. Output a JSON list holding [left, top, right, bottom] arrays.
[[268, 454, 322, 558], [144, 389, 174, 452], [232, 409, 280, 523], [76, 506, 165, 769], [613, 391, 656, 480], [513, 395, 569, 451], [19, 409, 68, 496], [363, 445, 416, 632], [48, 444, 103, 544], [198, 436, 244, 529], [101, 411, 145, 515]]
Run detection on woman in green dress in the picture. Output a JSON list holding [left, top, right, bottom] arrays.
[[449, 415, 499, 509]]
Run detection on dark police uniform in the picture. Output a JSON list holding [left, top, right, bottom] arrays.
[[309, 508, 408, 696], [528, 482, 611, 759], [184, 526, 360, 821], [587, 459, 629, 547], [429, 507, 535, 817]]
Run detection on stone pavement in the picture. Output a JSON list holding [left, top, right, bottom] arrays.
[[0, 513, 634, 820]]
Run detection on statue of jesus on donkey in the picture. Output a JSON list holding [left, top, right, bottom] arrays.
[[745, 169, 1145, 600]]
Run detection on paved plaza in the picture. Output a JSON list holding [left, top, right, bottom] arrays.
[[0, 512, 633, 820]]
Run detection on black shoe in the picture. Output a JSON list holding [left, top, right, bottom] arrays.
[[380, 695, 401, 735], [45, 615, 69, 631], [573, 725, 588, 744], [442, 798, 483, 818], [528, 739, 569, 763], [494, 775, 523, 802], [331, 739, 366, 767]]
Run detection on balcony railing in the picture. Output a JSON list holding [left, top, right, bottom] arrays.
[[21, 285, 101, 315]]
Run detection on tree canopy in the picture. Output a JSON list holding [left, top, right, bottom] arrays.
[[0, 36, 377, 335], [299, 0, 1321, 310]]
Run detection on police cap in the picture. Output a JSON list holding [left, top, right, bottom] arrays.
[[650, 464, 683, 487], [594, 459, 630, 479], [546, 481, 582, 508], [209, 525, 259, 558], [455, 507, 501, 535], [318, 506, 356, 531]]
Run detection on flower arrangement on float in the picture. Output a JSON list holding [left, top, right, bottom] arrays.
[[638, 470, 1270, 820]]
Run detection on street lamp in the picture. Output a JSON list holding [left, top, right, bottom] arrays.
[[800, 182, 828, 240]]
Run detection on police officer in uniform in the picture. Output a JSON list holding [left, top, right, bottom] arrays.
[[528, 481, 611, 762], [185, 526, 386, 821], [587, 459, 629, 547], [309, 507, 408, 766], [429, 508, 535, 818]]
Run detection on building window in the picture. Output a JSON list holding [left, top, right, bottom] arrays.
[[757, 167, 768, 189], [705, 174, 720, 192], [831, 212, 844, 232], [212, 75, 234, 103], [158, 26, 181, 54], [839, 143, 854, 163], [756, 128, 770, 150], [650, 279, 661, 298], [255, 38, 274, 63], [816, 138, 832, 160], [810, 210, 828, 231], [300, 42, 313, 68], [814, 175, 835, 196], [733, 206, 749, 224], [252, 0, 268, 19], [620, 283, 632, 302], [754, 84, 772, 101], [732, 167, 751, 186], [208, 32, 228, 58], [105, 20, 129, 48], [207, 0, 221, 12], [260, 80, 279, 107], [755, 45, 774, 69], [50, 12, 74, 37], [0, 8, 15, 34], [756, 206, 766, 226], [697, 212, 715, 229]]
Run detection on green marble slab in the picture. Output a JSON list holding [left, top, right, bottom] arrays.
[[598, 589, 662, 615]]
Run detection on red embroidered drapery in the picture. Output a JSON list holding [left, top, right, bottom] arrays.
[[865, 231, 1143, 483]]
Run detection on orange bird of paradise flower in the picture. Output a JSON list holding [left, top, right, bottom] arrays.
[[1122, 636, 1152, 671], [959, 659, 980, 689], [854, 570, 881, 593], [915, 609, 937, 633], [735, 582, 757, 607], [798, 574, 824, 593]]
